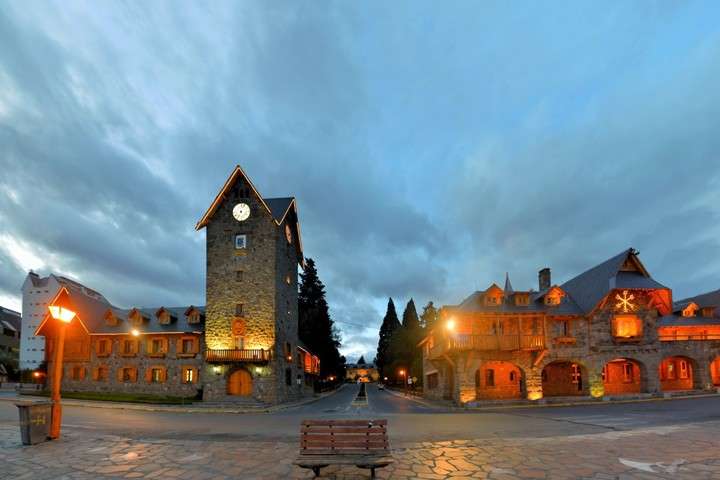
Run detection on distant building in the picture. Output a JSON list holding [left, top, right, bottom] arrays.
[[420, 248, 720, 405], [34, 165, 320, 404], [0, 306, 21, 379], [346, 358, 379, 383]]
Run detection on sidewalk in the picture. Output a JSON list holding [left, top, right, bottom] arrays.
[[3, 418, 720, 478], [0, 385, 344, 414], [385, 386, 720, 411]]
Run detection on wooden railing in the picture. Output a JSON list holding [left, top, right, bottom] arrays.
[[660, 334, 720, 342], [205, 348, 271, 362], [429, 334, 545, 358]]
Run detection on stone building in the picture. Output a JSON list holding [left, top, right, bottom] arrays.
[[33, 165, 319, 404], [346, 359, 380, 383], [420, 248, 720, 405]]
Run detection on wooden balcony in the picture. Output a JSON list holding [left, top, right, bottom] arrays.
[[660, 334, 720, 342], [428, 334, 545, 359], [205, 348, 271, 363]]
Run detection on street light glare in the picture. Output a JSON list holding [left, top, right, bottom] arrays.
[[131, 329, 140, 337], [446, 318, 456, 331], [48, 305, 76, 323]]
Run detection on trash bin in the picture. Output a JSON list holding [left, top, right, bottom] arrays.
[[15, 400, 52, 445]]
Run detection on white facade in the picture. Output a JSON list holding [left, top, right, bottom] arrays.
[[19, 272, 106, 370], [20, 273, 61, 370]]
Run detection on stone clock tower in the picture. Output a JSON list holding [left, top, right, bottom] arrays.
[[196, 165, 305, 404]]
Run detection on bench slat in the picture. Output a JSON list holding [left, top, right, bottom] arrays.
[[302, 429, 386, 435], [299, 449, 390, 456], [301, 419, 387, 426]]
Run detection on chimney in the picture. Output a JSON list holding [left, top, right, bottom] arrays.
[[539, 268, 551, 291]]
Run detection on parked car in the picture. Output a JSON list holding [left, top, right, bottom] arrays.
[[377, 383, 385, 390]]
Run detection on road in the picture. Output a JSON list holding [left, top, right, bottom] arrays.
[[3, 384, 720, 444]]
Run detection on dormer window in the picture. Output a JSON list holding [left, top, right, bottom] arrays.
[[104, 310, 118, 326], [129, 309, 147, 327], [486, 295, 502, 306], [701, 307, 715, 318], [545, 295, 560, 306], [185, 306, 204, 325], [156, 308, 174, 325], [682, 303, 698, 317], [514, 294, 529, 306]]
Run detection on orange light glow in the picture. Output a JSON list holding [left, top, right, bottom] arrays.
[[48, 305, 76, 323], [399, 369, 406, 376], [33, 371, 40, 378], [446, 318, 456, 332], [613, 315, 642, 338], [131, 329, 140, 337]]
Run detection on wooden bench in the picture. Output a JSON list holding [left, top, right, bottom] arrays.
[[294, 419, 393, 477]]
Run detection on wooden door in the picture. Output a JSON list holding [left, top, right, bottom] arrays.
[[227, 369, 252, 396]]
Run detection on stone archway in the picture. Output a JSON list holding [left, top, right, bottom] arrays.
[[475, 361, 524, 400], [541, 361, 588, 397], [660, 355, 699, 391], [711, 356, 720, 386], [602, 358, 645, 395], [227, 368, 253, 396]]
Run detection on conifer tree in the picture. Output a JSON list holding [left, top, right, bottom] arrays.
[[298, 258, 343, 378], [375, 298, 400, 377], [356, 355, 366, 365], [420, 301, 438, 330]]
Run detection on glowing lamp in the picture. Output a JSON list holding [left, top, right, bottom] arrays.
[[255, 367, 262, 374], [446, 318, 456, 332], [33, 371, 40, 378], [213, 365, 222, 375], [399, 369, 405, 376], [48, 305, 76, 323], [131, 329, 140, 337], [383, 377, 388, 381]]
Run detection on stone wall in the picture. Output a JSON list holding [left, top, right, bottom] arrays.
[[52, 334, 204, 397]]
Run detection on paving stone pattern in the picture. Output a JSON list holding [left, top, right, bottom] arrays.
[[3, 421, 720, 479]]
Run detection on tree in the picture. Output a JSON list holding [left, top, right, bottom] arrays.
[[420, 301, 438, 330], [357, 355, 366, 365], [391, 299, 423, 384], [299, 258, 343, 379], [375, 298, 400, 378]]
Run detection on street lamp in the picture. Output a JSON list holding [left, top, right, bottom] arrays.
[[399, 369, 407, 395], [446, 317, 456, 332], [47, 303, 76, 439]]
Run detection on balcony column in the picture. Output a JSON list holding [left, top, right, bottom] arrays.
[[525, 367, 543, 401]]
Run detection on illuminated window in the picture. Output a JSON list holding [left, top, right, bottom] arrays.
[[545, 295, 560, 306], [571, 364, 581, 384], [679, 360, 689, 379], [235, 234, 247, 249], [623, 363, 634, 383], [666, 361, 676, 380], [151, 368, 163, 383], [183, 368, 195, 383], [485, 369, 495, 387], [612, 315, 642, 338]]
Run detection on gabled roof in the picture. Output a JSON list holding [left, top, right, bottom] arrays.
[[561, 248, 668, 313], [0, 307, 21, 332], [677, 288, 720, 309]]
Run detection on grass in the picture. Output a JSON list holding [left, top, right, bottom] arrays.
[[22, 390, 198, 405]]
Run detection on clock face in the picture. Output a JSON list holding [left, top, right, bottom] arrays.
[[232, 203, 250, 222], [285, 224, 292, 244]]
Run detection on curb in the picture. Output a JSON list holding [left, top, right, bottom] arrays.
[[0, 385, 344, 414]]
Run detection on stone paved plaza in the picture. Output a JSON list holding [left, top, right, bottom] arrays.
[[3, 420, 720, 479]]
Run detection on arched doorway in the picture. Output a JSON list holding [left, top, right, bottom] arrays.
[[711, 357, 720, 386], [542, 361, 587, 397], [602, 358, 644, 395], [227, 369, 252, 396], [475, 361, 523, 400], [660, 356, 697, 391]]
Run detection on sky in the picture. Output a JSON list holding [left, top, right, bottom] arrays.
[[1, 2, 720, 362]]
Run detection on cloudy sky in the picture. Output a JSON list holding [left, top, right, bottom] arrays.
[[1, 2, 720, 362]]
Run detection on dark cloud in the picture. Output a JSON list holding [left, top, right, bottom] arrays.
[[1, 2, 719, 361]]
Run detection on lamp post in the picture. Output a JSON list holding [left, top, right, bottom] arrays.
[[47, 304, 76, 439], [399, 369, 406, 396]]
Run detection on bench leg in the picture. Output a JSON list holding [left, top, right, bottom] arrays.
[[370, 467, 376, 478], [312, 466, 321, 477]]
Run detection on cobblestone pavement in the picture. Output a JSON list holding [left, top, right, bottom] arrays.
[[3, 421, 720, 480]]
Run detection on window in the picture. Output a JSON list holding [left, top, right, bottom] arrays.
[[667, 361, 676, 380], [235, 234, 247, 249], [602, 365, 609, 382], [187, 310, 201, 324], [285, 368, 292, 386], [509, 371, 517, 382], [234, 336, 245, 350], [120, 367, 136, 382], [236, 270, 244, 281], [235, 303, 244, 316], [182, 339, 195, 354], [96, 339, 111, 356], [151, 368, 163, 383], [515, 294, 529, 306], [95, 365, 109, 381], [485, 369, 495, 387], [701, 307, 715, 318], [571, 364, 581, 384], [561, 321, 570, 337], [284, 342, 292, 362], [71, 366, 85, 380], [545, 295, 560, 306], [623, 363, 634, 383], [427, 373, 439, 389], [148, 338, 165, 356], [487, 295, 500, 305], [679, 360, 689, 379], [122, 339, 137, 356], [182, 367, 197, 384], [613, 315, 642, 339]]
